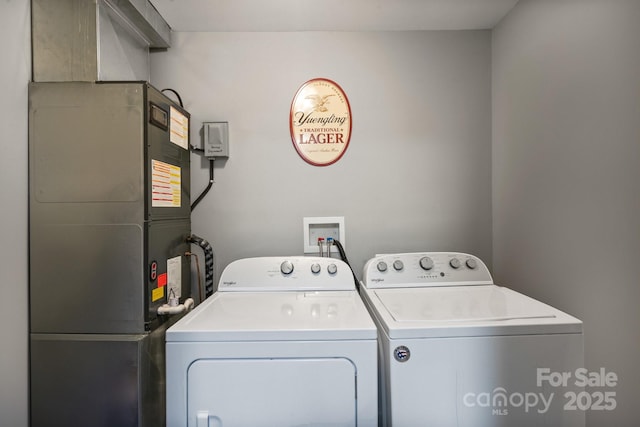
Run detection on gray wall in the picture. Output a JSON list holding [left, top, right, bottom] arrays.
[[493, 0, 640, 425], [150, 31, 493, 286], [0, 0, 30, 426], [5, 1, 636, 425]]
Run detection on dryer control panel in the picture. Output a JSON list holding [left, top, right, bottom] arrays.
[[362, 252, 493, 289], [219, 256, 356, 292]]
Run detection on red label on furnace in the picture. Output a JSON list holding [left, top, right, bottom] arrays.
[[158, 273, 167, 287]]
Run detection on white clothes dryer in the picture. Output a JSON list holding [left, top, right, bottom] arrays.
[[360, 252, 584, 427], [166, 256, 378, 427]]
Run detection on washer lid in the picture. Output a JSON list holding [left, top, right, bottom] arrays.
[[167, 290, 377, 342], [367, 285, 582, 339]]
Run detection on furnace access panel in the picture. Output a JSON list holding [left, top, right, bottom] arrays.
[[29, 82, 192, 333]]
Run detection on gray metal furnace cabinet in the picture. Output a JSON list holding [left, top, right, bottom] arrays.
[[29, 82, 192, 427]]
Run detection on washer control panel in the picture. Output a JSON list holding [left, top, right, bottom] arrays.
[[219, 256, 354, 292], [363, 252, 493, 289]]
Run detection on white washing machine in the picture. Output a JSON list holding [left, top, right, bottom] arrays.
[[166, 256, 378, 427], [360, 252, 584, 427]]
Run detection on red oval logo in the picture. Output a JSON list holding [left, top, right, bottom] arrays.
[[289, 78, 352, 166]]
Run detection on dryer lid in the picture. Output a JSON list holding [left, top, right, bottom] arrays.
[[368, 285, 582, 338], [167, 290, 377, 342]]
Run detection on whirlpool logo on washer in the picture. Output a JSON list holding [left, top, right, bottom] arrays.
[[394, 346, 411, 362]]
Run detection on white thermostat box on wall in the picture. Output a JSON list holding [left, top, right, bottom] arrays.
[[204, 122, 229, 158]]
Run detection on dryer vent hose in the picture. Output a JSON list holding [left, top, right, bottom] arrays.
[[188, 234, 215, 298]]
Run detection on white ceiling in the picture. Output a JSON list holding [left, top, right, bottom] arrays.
[[150, 0, 520, 32]]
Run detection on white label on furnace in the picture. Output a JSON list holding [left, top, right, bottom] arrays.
[[170, 106, 189, 150], [167, 256, 182, 299], [151, 159, 181, 207]]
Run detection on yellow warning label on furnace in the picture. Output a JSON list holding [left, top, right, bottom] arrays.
[[152, 286, 165, 302]]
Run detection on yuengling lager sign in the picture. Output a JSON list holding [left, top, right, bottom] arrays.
[[289, 78, 352, 166]]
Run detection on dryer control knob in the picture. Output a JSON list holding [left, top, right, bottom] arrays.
[[419, 257, 434, 270], [449, 258, 461, 269], [280, 260, 294, 275], [311, 263, 321, 274], [466, 258, 478, 269], [327, 263, 338, 275], [377, 261, 388, 272], [393, 260, 404, 271]]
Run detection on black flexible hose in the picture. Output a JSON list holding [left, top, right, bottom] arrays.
[[333, 239, 360, 291], [161, 88, 184, 107], [187, 234, 215, 298], [191, 158, 214, 211]]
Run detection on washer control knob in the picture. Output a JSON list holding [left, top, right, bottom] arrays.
[[466, 258, 478, 269], [393, 260, 404, 271], [449, 258, 461, 269], [311, 263, 321, 274], [280, 260, 294, 275], [377, 261, 388, 272], [327, 263, 338, 275], [419, 257, 434, 270]]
